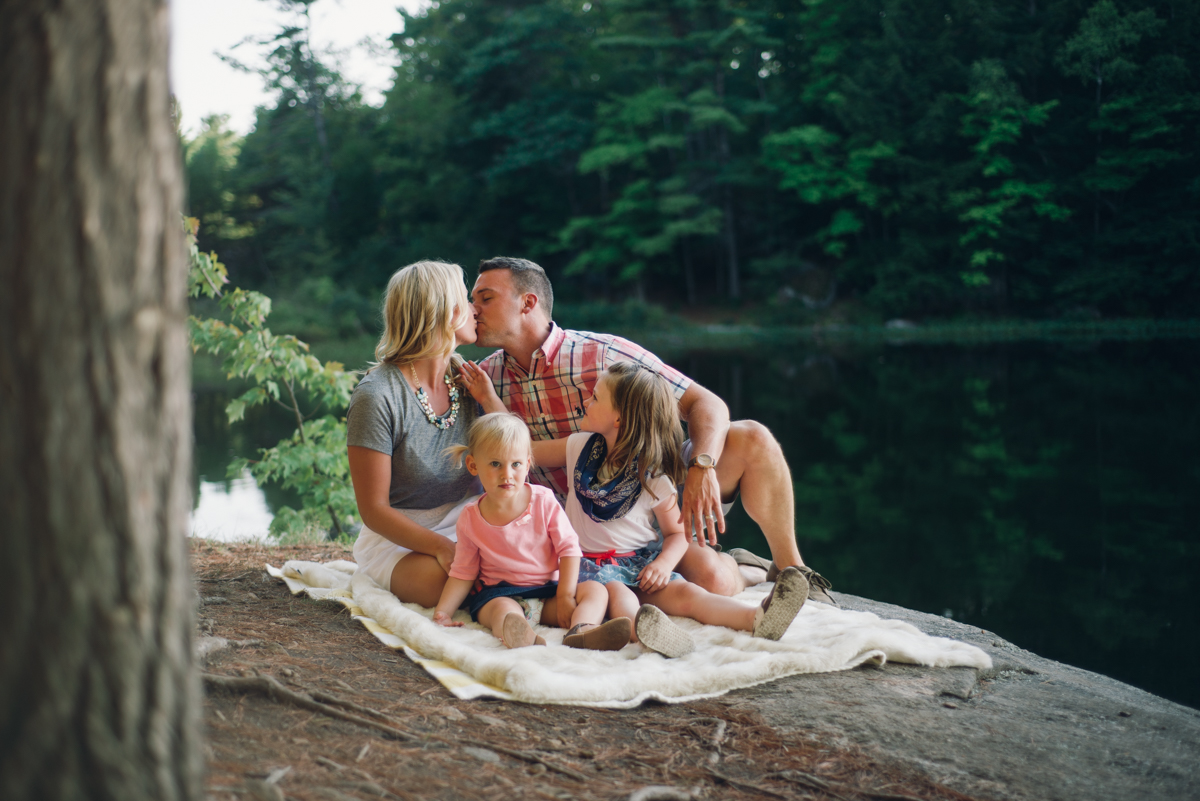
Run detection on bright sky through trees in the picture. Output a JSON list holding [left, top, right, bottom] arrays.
[[170, 0, 422, 136]]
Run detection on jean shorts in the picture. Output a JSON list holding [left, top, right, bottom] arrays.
[[466, 581, 558, 621], [578, 546, 683, 587]]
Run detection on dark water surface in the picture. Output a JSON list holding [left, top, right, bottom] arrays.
[[193, 339, 1200, 709], [670, 339, 1200, 710]]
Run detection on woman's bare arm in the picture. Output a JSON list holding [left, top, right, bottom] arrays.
[[347, 445, 457, 571]]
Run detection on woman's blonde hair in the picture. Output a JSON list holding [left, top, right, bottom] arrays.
[[601, 362, 686, 497], [445, 412, 533, 468], [373, 260, 472, 371]]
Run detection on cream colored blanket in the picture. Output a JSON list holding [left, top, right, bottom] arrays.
[[268, 560, 991, 709]]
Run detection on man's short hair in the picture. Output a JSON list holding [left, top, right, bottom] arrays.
[[477, 256, 554, 319]]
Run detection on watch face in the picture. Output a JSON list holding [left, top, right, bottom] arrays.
[[693, 453, 715, 468]]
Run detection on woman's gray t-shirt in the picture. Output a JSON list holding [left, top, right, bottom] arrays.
[[346, 363, 481, 510]]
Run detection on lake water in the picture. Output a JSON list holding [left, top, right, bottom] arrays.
[[192, 337, 1200, 709]]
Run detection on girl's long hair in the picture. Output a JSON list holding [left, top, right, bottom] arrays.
[[602, 361, 686, 498], [371, 260, 472, 375]]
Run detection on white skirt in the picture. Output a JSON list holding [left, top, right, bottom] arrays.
[[352, 494, 479, 591]]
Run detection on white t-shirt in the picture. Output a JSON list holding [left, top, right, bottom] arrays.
[[564, 432, 677, 553]]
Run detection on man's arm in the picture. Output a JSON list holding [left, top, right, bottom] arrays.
[[677, 382, 731, 545]]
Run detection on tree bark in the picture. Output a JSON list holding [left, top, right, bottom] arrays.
[[0, 2, 201, 799]]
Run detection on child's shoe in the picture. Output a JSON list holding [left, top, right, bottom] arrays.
[[562, 618, 631, 651], [752, 567, 808, 640], [634, 605, 695, 658], [501, 612, 546, 649]]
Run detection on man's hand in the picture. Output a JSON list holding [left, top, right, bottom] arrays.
[[679, 466, 725, 546], [556, 592, 578, 629], [461, 360, 506, 413], [638, 560, 673, 594], [432, 610, 462, 628]]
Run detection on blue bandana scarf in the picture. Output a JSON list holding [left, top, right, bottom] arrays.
[[572, 433, 643, 523]]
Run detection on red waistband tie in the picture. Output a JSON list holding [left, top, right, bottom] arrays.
[[582, 549, 636, 566]]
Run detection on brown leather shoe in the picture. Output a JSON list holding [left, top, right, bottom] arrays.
[[562, 618, 632, 651], [729, 549, 837, 605], [797, 566, 837, 606], [500, 612, 545, 649], [752, 567, 808, 640]]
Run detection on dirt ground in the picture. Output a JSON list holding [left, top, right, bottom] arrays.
[[194, 540, 981, 801]]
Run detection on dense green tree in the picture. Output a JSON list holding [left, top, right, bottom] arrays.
[[184, 114, 248, 243], [218, 0, 384, 292], [375, 0, 607, 280], [192, 0, 1200, 319], [558, 0, 780, 302]]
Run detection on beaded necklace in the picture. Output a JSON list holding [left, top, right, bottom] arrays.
[[409, 363, 460, 430]]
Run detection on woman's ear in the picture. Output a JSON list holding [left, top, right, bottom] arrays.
[[465, 454, 479, 476]]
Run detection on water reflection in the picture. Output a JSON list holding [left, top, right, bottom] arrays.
[[673, 340, 1200, 710], [189, 469, 273, 542], [192, 387, 304, 533]]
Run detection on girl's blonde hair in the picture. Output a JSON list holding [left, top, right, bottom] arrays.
[[445, 412, 533, 468], [373, 260, 472, 371], [601, 362, 686, 497]]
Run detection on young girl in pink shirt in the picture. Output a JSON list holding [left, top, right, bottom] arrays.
[[433, 413, 632, 650]]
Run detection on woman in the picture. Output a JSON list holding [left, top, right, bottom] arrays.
[[347, 260, 481, 608]]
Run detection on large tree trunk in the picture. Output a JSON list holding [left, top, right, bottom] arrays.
[[0, 2, 201, 799]]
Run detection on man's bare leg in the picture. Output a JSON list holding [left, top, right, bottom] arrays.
[[715, 420, 803, 569], [675, 420, 803, 597]]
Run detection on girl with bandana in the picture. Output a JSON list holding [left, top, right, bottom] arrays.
[[463, 361, 810, 657]]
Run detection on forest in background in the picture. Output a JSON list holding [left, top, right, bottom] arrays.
[[183, 0, 1200, 336]]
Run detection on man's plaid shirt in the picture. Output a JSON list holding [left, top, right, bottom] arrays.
[[478, 324, 691, 499]]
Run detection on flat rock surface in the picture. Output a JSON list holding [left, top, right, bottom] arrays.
[[740, 592, 1200, 801], [193, 542, 1200, 801]]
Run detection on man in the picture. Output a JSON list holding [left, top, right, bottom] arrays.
[[472, 256, 834, 603]]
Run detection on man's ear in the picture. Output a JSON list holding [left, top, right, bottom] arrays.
[[465, 454, 479, 476]]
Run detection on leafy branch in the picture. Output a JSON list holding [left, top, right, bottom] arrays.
[[185, 217, 359, 540]]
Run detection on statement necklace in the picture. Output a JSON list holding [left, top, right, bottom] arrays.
[[409, 364, 460, 430]]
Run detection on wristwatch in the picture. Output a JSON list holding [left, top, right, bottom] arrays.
[[688, 452, 716, 470]]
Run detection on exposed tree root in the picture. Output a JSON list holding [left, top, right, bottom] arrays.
[[203, 672, 417, 742], [202, 671, 589, 782], [705, 767, 790, 799]]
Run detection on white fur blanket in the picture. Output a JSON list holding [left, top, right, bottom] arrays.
[[268, 560, 991, 708]]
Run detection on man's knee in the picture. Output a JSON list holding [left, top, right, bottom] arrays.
[[727, 419, 784, 464]]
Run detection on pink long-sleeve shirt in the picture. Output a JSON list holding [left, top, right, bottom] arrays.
[[449, 484, 583, 586]]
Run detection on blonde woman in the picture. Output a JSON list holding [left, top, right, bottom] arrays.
[[347, 261, 482, 607]]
